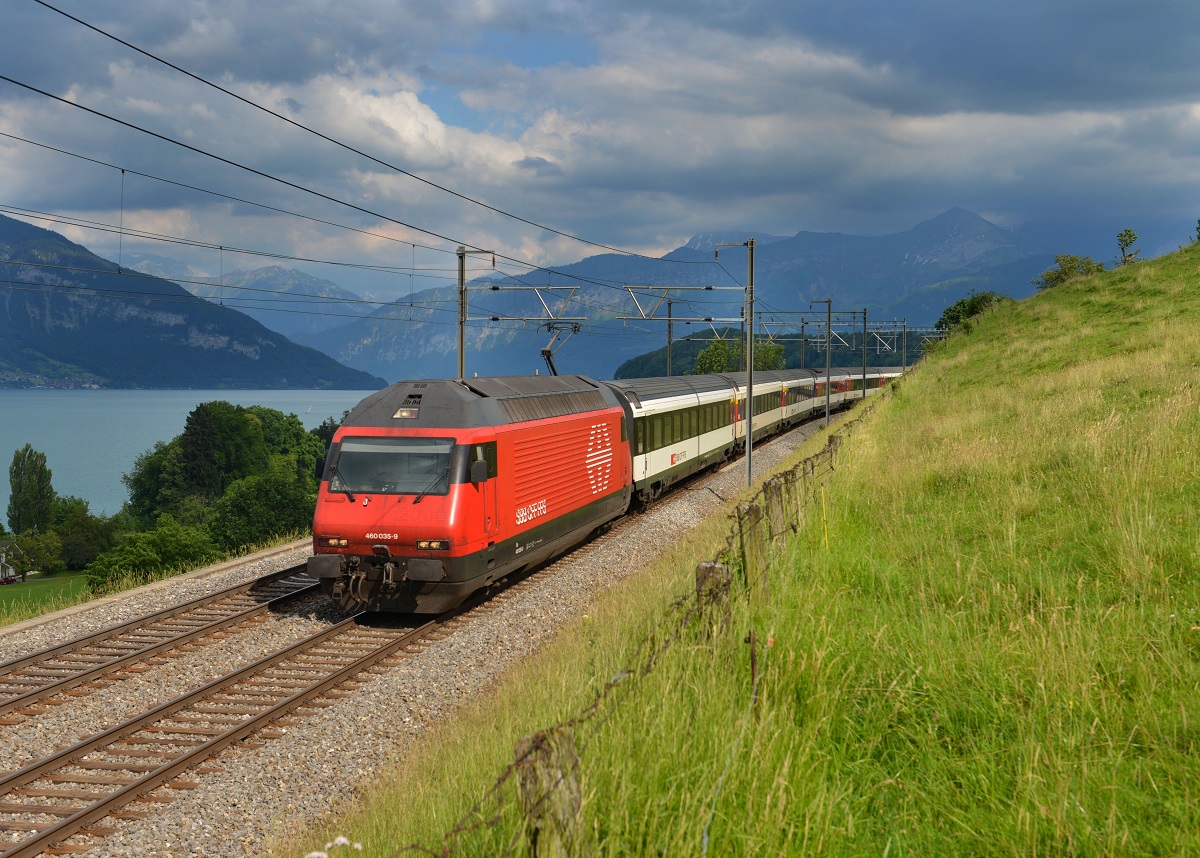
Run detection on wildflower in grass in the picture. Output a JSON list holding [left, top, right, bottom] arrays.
[[308, 834, 362, 856]]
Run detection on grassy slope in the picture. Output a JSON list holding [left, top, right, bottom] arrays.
[[282, 246, 1200, 856]]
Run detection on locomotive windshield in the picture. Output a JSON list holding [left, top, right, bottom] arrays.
[[329, 437, 454, 495]]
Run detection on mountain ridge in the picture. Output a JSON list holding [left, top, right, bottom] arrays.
[[181, 265, 368, 340], [0, 214, 387, 390], [307, 208, 1050, 379]]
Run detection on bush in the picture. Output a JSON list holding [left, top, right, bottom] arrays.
[[935, 290, 1012, 332], [85, 514, 221, 590], [207, 472, 315, 552], [1032, 254, 1105, 290]]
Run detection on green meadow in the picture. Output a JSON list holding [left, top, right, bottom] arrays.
[[287, 244, 1200, 856], [0, 572, 90, 627]]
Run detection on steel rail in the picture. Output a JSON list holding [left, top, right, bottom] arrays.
[[0, 566, 318, 716], [0, 613, 440, 857]]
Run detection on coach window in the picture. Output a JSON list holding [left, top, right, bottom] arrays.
[[636, 419, 645, 455], [653, 416, 663, 451]]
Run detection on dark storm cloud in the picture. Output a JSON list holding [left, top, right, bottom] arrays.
[[2, 0, 1199, 278], [603, 0, 1200, 114]]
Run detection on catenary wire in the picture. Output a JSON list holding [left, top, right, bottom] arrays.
[[0, 98, 713, 298], [31, 0, 713, 264]]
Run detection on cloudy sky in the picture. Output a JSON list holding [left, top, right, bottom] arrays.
[[2, 0, 1199, 298]]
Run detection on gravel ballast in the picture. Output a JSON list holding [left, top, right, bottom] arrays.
[[0, 418, 840, 856]]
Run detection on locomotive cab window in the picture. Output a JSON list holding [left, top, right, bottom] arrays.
[[330, 437, 454, 496], [466, 440, 498, 481]]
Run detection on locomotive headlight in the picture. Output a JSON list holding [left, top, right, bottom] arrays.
[[416, 539, 451, 551], [320, 536, 349, 548]]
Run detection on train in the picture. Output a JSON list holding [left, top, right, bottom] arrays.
[[306, 365, 903, 613]]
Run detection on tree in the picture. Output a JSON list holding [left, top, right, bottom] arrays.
[[936, 290, 1013, 332], [180, 401, 268, 500], [124, 402, 331, 529], [692, 338, 785, 374], [54, 495, 117, 570], [692, 339, 735, 374], [311, 415, 342, 449], [246, 406, 326, 492], [1031, 254, 1105, 291], [8, 444, 55, 534], [4, 530, 65, 580], [754, 341, 786, 371], [1116, 229, 1141, 266], [123, 440, 178, 524]]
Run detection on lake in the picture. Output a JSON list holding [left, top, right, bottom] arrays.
[[0, 390, 378, 518]]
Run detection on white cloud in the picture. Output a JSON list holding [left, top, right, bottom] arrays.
[[4, 0, 1200, 289]]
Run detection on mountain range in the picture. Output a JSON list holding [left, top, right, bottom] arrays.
[[0, 208, 1053, 386], [0, 214, 386, 389], [302, 207, 1051, 379], [180, 266, 367, 341]]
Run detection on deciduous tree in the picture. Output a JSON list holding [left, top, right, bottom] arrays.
[[7, 444, 55, 534], [692, 339, 785, 374], [4, 530, 64, 580], [54, 495, 117, 570], [692, 339, 735, 374], [85, 514, 219, 590], [754, 341, 786, 371]]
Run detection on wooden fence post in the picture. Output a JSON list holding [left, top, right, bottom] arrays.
[[763, 477, 787, 546], [695, 561, 731, 634], [515, 728, 587, 858], [782, 468, 804, 530], [736, 502, 769, 607]]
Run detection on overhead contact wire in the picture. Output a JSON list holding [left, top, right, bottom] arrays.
[[33, 0, 711, 264]]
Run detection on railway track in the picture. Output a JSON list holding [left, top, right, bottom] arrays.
[[0, 612, 443, 857], [0, 566, 318, 719]]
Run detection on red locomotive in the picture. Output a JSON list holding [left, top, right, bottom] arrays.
[[308, 366, 901, 612], [307, 375, 631, 612]]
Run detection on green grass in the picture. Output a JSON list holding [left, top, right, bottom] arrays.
[[0, 532, 309, 630], [0, 572, 91, 627], [279, 245, 1200, 856]]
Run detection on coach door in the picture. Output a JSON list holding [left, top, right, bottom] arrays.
[[469, 441, 499, 537]]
